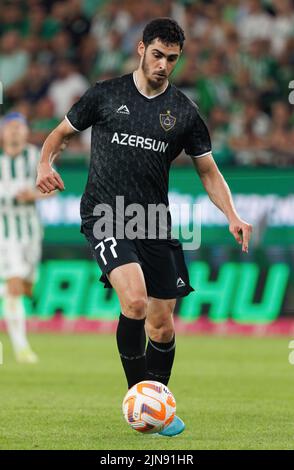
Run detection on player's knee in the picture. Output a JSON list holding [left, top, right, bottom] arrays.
[[147, 323, 175, 343], [124, 296, 147, 319], [6, 279, 24, 297]]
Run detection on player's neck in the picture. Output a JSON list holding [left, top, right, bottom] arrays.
[[134, 69, 169, 98], [3, 143, 25, 158]]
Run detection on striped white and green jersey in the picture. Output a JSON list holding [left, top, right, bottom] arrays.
[[0, 144, 43, 244]]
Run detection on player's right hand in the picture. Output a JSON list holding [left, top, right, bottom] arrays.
[[36, 162, 65, 193]]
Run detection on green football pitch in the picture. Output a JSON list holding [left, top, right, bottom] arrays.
[[0, 333, 293, 450]]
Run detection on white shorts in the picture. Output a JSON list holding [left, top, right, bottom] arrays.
[[0, 240, 42, 282]]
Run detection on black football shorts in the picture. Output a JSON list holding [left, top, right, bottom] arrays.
[[80, 221, 194, 299]]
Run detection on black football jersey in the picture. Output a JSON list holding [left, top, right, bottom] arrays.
[[66, 73, 211, 237]]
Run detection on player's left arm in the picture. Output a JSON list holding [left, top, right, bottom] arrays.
[[191, 153, 253, 253]]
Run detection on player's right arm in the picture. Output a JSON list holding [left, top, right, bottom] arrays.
[[36, 119, 77, 194], [37, 82, 101, 193]]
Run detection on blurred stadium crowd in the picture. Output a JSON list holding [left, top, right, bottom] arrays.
[[0, 0, 293, 167]]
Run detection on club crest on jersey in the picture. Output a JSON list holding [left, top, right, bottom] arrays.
[[160, 110, 176, 131]]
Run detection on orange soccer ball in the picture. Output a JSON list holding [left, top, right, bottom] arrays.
[[122, 380, 176, 434]]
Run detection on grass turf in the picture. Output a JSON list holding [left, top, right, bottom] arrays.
[[0, 333, 293, 450]]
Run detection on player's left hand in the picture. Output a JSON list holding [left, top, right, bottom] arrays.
[[229, 218, 253, 253]]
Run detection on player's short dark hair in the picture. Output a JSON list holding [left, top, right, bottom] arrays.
[[142, 18, 185, 51]]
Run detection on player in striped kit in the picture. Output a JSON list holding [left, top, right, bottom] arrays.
[[0, 112, 46, 363]]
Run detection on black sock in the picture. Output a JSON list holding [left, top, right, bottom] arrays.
[[145, 335, 176, 386], [116, 313, 146, 389]]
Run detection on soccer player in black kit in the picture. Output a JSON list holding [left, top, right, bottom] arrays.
[[37, 18, 252, 436]]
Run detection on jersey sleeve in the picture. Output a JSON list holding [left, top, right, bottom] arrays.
[[65, 82, 102, 132], [184, 108, 212, 158]]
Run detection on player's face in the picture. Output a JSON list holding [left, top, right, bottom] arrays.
[[1, 120, 29, 147], [139, 39, 181, 89]]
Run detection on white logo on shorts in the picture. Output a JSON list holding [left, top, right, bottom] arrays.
[[176, 277, 186, 288]]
